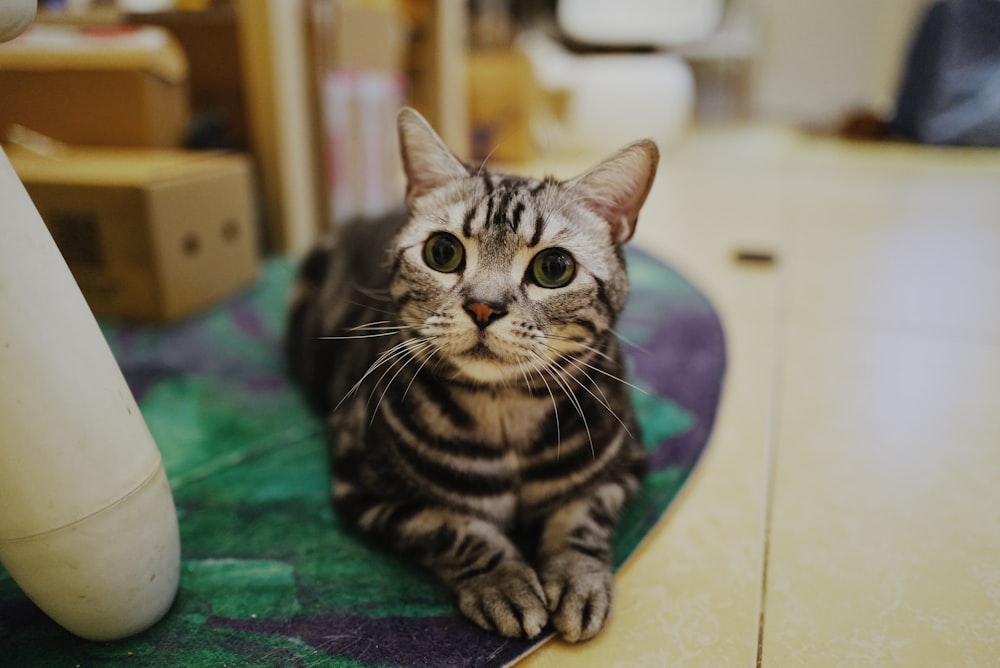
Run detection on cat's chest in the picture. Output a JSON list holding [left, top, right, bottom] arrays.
[[455, 389, 551, 451]]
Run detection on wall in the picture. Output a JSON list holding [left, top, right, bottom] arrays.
[[749, 0, 930, 123]]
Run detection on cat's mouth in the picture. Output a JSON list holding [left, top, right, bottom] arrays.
[[463, 341, 501, 361]]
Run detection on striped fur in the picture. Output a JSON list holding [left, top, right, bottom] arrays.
[[287, 108, 658, 642]]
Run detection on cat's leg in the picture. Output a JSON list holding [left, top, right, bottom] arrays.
[[536, 478, 637, 642], [335, 485, 549, 638]]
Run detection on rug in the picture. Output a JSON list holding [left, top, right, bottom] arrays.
[[0, 248, 726, 667]]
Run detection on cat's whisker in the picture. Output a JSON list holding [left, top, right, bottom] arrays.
[[352, 283, 394, 303], [609, 327, 650, 355], [345, 320, 400, 330], [401, 345, 440, 404], [475, 145, 500, 177], [570, 355, 649, 396], [320, 320, 418, 340], [346, 326, 412, 333], [366, 343, 427, 415], [550, 365, 595, 459], [534, 341, 601, 378], [336, 296, 401, 318], [539, 334, 617, 364], [320, 331, 405, 340], [369, 338, 437, 424], [524, 359, 562, 459], [531, 351, 593, 456], [345, 323, 415, 334], [334, 337, 429, 411], [554, 353, 635, 439], [563, 353, 613, 406], [336, 293, 435, 320], [513, 359, 563, 456], [366, 337, 434, 404], [346, 345, 411, 402], [538, 342, 648, 395]]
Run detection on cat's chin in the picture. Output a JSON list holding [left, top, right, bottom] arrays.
[[449, 351, 522, 385], [453, 361, 515, 385]]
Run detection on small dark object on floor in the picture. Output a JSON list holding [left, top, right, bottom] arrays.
[[837, 110, 891, 141], [733, 249, 777, 266]]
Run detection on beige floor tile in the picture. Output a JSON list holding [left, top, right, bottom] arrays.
[[782, 138, 1000, 337], [761, 325, 1000, 666]]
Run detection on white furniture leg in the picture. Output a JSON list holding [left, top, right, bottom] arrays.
[[0, 145, 180, 640]]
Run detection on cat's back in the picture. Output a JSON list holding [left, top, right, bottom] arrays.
[[314, 209, 406, 291], [286, 210, 408, 413]]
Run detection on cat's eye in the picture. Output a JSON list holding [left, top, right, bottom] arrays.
[[531, 248, 576, 288], [423, 232, 465, 273]]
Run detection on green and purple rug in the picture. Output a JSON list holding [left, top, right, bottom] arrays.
[[0, 248, 725, 667]]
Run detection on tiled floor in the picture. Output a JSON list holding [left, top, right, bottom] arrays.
[[515, 126, 1000, 666]]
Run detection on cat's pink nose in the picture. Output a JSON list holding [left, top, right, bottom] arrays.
[[464, 301, 507, 330]]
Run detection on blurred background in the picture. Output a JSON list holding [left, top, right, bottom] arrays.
[[0, 0, 995, 320]]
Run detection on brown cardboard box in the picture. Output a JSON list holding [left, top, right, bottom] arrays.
[[7, 145, 259, 322], [0, 25, 190, 147]]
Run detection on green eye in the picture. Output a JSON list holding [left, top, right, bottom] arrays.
[[531, 248, 576, 288], [423, 232, 464, 273]]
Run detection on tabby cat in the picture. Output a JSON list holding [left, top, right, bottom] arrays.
[[287, 108, 659, 642]]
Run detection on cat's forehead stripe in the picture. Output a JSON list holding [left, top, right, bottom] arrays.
[[529, 213, 544, 248], [510, 202, 525, 234], [460, 173, 552, 241], [462, 204, 478, 238]]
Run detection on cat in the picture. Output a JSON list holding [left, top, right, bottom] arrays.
[[286, 107, 659, 642]]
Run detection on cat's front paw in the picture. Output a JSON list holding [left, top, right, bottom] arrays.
[[455, 559, 549, 639], [540, 552, 614, 642]]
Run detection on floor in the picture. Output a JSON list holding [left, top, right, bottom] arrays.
[[512, 125, 1000, 666]]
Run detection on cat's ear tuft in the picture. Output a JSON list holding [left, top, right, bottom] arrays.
[[397, 107, 468, 204], [565, 140, 659, 244]]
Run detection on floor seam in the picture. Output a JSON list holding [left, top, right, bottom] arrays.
[[756, 223, 791, 668]]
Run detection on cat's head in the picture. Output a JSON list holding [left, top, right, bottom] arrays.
[[390, 107, 658, 385]]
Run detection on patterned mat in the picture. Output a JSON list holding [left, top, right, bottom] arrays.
[[0, 248, 725, 667]]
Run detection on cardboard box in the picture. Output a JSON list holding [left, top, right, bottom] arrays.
[[0, 25, 190, 147], [7, 145, 259, 322]]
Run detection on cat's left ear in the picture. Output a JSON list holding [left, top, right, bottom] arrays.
[[397, 107, 468, 205], [565, 140, 659, 244]]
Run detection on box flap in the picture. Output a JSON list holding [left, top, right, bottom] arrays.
[[0, 24, 187, 84], [5, 144, 243, 187]]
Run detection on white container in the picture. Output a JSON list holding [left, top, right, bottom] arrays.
[[557, 0, 723, 47], [564, 54, 695, 151], [0, 147, 180, 641], [520, 30, 696, 151]]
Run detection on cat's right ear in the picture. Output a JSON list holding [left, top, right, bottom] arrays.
[[397, 107, 468, 205]]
